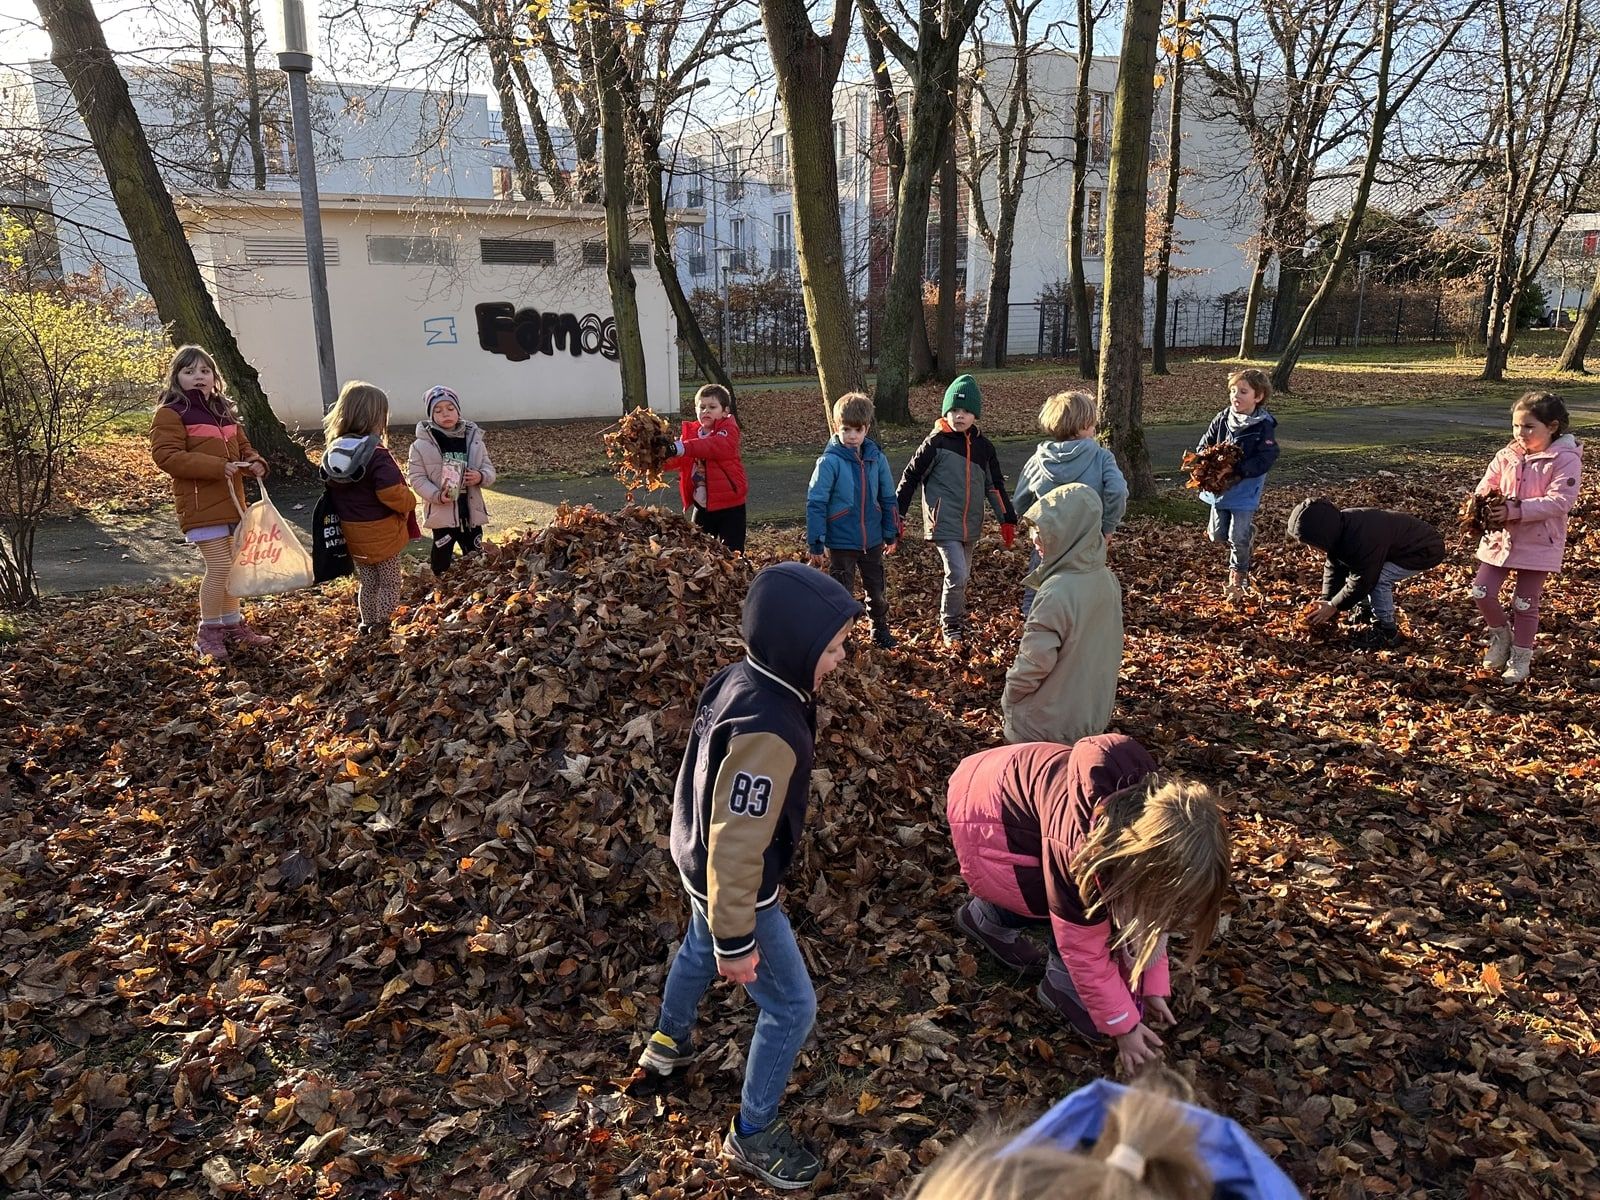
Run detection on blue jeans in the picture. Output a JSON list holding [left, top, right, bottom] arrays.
[[935, 540, 974, 633], [1207, 506, 1255, 574], [1368, 561, 1420, 623], [656, 900, 816, 1131]]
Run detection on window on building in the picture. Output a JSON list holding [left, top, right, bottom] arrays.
[[690, 225, 707, 276], [724, 143, 743, 200], [834, 118, 851, 182], [1585, 231, 1599, 256], [1085, 190, 1104, 257], [730, 217, 746, 270], [368, 234, 453, 266], [629, 242, 650, 267], [771, 132, 787, 189], [490, 166, 514, 200], [263, 114, 296, 176], [1089, 92, 1110, 164], [480, 238, 555, 265], [773, 211, 794, 271]]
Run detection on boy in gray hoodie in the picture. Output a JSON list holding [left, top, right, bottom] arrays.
[[1012, 390, 1128, 614]]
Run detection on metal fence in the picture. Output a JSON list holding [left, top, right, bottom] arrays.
[[679, 285, 1474, 380]]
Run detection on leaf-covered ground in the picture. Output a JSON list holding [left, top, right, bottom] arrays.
[[4, 459, 1598, 1199]]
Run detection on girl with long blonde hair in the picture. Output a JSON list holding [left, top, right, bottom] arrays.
[[945, 735, 1230, 1074]]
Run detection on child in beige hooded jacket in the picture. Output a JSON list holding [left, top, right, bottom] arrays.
[[1002, 483, 1124, 744]]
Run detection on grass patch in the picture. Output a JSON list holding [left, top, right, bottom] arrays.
[[1127, 491, 1205, 525], [0, 611, 30, 643]]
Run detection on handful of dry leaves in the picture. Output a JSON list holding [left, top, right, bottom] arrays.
[[603, 407, 675, 500], [1460, 490, 1507, 537], [1183, 442, 1243, 493]]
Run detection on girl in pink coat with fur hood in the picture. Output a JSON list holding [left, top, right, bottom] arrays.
[[1471, 392, 1585, 684]]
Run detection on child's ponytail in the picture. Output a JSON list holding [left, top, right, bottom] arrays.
[[906, 1076, 1211, 1200]]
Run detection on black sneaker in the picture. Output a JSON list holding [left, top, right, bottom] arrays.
[[1037, 960, 1112, 1042], [723, 1118, 822, 1191], [1350, 621, 1399, 650], [954, 900, 1048, 973], [872, 628, 898, 649], [636, 1030, 696, 1076]]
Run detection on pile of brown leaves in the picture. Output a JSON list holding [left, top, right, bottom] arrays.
[[601, 408, 675, 501], [3, 458, 1598, 1199], [1183, 442, 1243, 493]]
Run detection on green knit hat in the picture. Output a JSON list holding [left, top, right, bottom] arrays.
[[942, 374, 982, 418]]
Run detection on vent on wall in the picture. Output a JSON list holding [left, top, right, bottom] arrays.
[[242, 236, 340, 267], [367, 234, 454, 266], [480, 238, 557, 265]]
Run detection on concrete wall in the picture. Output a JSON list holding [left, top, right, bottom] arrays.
[[183, 200, 680, 430]]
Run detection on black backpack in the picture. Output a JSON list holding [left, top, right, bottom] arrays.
[[311, 489, 353, 583]]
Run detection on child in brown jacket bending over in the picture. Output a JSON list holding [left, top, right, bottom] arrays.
[[319, 382, 417, 635]]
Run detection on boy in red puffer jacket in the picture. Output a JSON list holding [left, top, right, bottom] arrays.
[[662, 384, 748, 552]]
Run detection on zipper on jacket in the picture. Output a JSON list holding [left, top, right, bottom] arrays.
[[962, 430, 973, 537], [857, 452, 868, 547]]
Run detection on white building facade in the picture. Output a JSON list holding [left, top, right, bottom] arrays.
[[181, 194, 688, 428]]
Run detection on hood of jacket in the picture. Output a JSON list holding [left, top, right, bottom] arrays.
[[1228, 408, 1278, 437], [1530, 432, 1583, 462], [1286, 497, 1341, 551], [321, 434, 379, 483], [741, 562, 862, 696], [1026, 483, 1106, 584], [824, 435, 884, 467]]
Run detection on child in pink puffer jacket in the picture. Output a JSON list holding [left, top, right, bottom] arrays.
[[1471, 391, 1585, 684]]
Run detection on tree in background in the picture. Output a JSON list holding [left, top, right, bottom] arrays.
[[1066, 0, 1111, 377], [1150, 0, 1196, 375], [760, 0, 865, 421], [0, 220, 168, 608], [1096, 0, 1160, 497], [33, 0, 303, 468], [1270, 0, 1482, 392], [859, 0, 986, 424], [961, 0, 1045, 369]]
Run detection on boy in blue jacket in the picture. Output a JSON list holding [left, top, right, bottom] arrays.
[[806, 392, 900, 648], [638, 562, 861, 1191], [1195, 368, 1280, 597]]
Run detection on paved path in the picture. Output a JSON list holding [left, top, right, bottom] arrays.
[[32, 394, 1600, 594]]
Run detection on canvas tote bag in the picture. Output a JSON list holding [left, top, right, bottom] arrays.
[[227, 479, 315, 596]]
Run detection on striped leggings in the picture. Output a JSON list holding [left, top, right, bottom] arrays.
[[355, 556, 404, 626], [195, 536, 241, 624]]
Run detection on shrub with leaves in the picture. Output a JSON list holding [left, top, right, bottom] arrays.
[[0, 218, 167, 607]]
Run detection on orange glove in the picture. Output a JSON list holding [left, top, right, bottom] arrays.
[[1000, 523, 1017, 548]]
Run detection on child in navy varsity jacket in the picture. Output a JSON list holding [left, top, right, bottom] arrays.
[[638, 562, 861, 1191]]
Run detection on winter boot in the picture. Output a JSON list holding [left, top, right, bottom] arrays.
[[194, 623, 230, 662], [224, 619, 274, 648], [872, 627, 898, 649], [1036, 957, 1119, 1042], [955, 900, 1048, 973], [1483, 625, 1513, 672], [1501, 645, 1533, 684]]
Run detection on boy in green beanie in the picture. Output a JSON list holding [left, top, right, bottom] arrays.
[[895, 373, 1018, 647]]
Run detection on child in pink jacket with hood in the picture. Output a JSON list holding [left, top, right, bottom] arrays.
[[945, 736, 1230, 1075], [1471, 392, 1585, 684]]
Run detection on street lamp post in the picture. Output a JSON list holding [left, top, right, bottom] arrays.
[[719, 249, 731, 369], [265, 0, 338, 414], [1354, 251, 1371, 348]]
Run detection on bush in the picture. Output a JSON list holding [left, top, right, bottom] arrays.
[[0, 219, 168, 608]]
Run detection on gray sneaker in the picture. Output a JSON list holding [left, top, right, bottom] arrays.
[[723, 1117, 822, 1190], [954, 900, 1048, 973]]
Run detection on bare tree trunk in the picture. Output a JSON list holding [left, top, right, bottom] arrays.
[[1097, 0, 1159, 497], [760, 0, 864, 423], [862, 21, 936, 392], [1068, 0, 1097, 378], [475, 0, 539, 202], [982, 204, 1018, 367], [1151, 0, 1186, 377], [505, 45, 571, 204], [1267, 254, 1303, 354], [636, 123, 732, 394], [238, 0, 268, 189], [36, 0, 302, 469], [192, 0, 229, 187], [1237, 241, 1270, 356], [936, 136, 959, 379], [1558, 257, 1600, 371]]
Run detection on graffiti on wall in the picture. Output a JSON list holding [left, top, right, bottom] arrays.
[[474, 302, 620, 362], [423, 316, 458, 346]]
